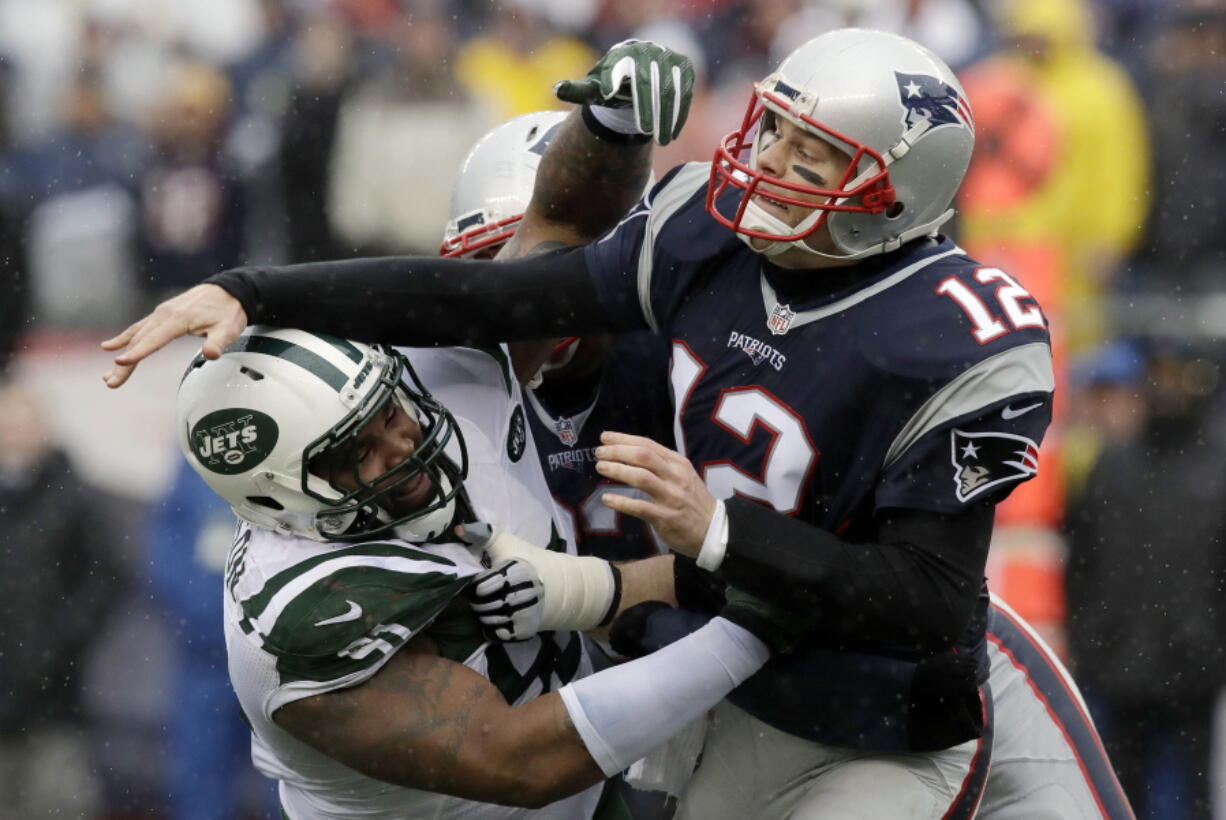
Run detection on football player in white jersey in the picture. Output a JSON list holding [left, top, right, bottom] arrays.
[[180, 327, 788, 819]]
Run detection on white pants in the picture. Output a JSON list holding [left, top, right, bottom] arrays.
[[674, 699, 989, 820], [978, 597, 1134, 819], [672, 597, 1134, 820]]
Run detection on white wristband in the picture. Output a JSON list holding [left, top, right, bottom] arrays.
[[588, 103, 641, 135], [696, 499, 728, 571]]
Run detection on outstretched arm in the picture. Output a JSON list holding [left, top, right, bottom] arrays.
[[275, 616, 766, 808], [103, 41, 693, 388], [275, 637, 600, 807]]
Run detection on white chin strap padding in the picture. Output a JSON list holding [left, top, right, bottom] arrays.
[[735, 198, 817, 258]]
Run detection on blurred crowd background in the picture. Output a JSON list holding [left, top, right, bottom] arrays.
[[0, 0, 1224, 817]]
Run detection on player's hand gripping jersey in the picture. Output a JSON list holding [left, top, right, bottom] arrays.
[[224, 346, 599, 820]]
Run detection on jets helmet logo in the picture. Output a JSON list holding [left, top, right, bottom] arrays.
[[895, 72, 973, 133], [190, 408, 279, 475], [950, 428, 1038, 502]]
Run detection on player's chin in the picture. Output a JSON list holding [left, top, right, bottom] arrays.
[[753, 192, 818, 229], [385, 472, 436, 515]]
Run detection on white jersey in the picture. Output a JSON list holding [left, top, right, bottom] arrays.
[[223, 346, 599, 820]]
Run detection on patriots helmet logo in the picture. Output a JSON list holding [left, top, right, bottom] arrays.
[[950, 429, 1038, 502], [896, 72, 974, 133]]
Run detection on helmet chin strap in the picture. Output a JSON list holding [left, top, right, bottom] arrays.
[[734, 198, 822, 258], [735, 200, 954, 262]]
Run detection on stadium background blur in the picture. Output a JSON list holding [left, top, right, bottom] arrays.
[[0, 0, 1223, 817]]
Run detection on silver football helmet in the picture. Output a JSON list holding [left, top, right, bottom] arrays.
[[439, 110, 570, 259], [176, 327, 467, 542], [708, 28, 975, 260]]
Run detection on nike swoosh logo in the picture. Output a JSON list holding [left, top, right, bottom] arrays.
[[1001, 402, 1043, 420], [314, 600, 363, 627]]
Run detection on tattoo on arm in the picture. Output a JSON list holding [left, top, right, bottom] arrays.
[[526, 110, 652, 242], [498, 235, 575, 262], [272, 639, 604, 804]]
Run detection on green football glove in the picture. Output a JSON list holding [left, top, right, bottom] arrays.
[[555, 39, 695, 146], [720, 584, 815, 654]]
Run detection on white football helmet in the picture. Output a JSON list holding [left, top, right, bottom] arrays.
[[439, 110, 570, 259], [707, 28, 975, 260], [176, 327, 468, 542]]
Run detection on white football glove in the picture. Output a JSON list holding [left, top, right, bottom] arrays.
[[467, 560, 545, 642]]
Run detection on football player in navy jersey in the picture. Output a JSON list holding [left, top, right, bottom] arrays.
[[439, 107, 678, 820], [105, 31, 1131, 818], [438, 110, 674, 567]]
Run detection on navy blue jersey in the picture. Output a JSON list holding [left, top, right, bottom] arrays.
[[527, 332, 676, 562], [588, 163, 1052, 529], [584, 163, 1055, 747]]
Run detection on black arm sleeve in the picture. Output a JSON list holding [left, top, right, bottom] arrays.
[[205, 247, 644, 347], [715, 499, 992, 655]]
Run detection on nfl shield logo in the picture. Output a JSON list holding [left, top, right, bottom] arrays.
[[767, 302, 796, 336], [554, 417, 578, 447]]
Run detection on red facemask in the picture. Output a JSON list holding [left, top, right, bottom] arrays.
[[706, 83, 897, 245]]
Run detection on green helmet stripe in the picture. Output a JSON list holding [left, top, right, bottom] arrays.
[[314, 333, 364, 364], [229, 335, 348, 391]]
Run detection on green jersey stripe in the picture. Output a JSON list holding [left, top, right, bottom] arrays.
[[240, 542, 457, 620], [244, 554, 468, 636], [229, 335, 348, 391], [271, 576, 471, 684]]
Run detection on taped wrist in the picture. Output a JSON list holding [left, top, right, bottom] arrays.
[[484, 529, 621, 631], [581, 104, 651, 145]]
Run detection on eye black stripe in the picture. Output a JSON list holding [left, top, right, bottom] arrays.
[[228, 335, 347, 391]]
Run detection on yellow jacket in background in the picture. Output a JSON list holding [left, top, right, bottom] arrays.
[[959, 0, 1149, 352], [456, 36, 596, 122]]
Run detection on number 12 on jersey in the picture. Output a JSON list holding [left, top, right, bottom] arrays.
[[936, 267, 1044, 344]]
